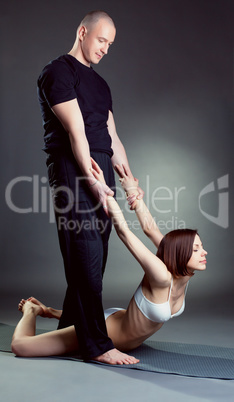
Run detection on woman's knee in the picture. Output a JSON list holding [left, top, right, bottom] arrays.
[[11, 338, 30, 357]]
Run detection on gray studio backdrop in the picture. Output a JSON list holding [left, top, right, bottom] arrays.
[[1, 1, 233, 318]]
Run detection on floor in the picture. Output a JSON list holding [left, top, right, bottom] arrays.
[[1, 350, 234, 402], [0, 298, 233, 402]]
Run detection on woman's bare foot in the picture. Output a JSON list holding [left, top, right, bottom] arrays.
[[27, 297, 53, 318], [93, 348, 139, 365], [18, 299, 44, 317], [18, 299, 26, 312], [19, 297, 62, 320]]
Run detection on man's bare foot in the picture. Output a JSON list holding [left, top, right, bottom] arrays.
[[18, 299, 44, 317], [93, 348, 139, 365]]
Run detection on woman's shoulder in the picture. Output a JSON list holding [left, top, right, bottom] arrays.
[[143, 272, 172, 292]]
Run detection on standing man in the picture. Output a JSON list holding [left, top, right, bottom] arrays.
[[37, 10, 140, 364]]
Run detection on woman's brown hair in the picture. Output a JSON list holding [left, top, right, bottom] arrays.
[[156, 229, 198, 277]]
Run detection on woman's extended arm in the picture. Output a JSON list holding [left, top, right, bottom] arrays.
[[115, 164, 163, 249], [91, 159, 170, 285], [107, 196, 169, 286]]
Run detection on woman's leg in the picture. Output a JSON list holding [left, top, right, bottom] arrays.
[[11, 298, 139, 364], [11, 299, 79, 357]]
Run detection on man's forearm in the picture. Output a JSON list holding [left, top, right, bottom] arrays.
[[52, 100, 97, 187], [108, 110, 132, 172], [69, 131, 96, 186], [111, 137, 131, 172]]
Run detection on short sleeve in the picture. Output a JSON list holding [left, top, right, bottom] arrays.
[[107, 84, 113, 113], [38, 60, 79, 108]]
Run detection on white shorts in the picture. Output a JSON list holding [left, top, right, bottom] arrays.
[[104, 307, 124, 320]]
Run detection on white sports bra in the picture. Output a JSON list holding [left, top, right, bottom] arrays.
[[134, 278, 189, 323]]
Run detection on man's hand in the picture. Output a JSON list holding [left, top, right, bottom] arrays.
[[90, 157, 106, 184]]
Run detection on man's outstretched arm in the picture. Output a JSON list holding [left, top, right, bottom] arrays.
[[52, 99, 114, 209], [107, 111, 144, 201]]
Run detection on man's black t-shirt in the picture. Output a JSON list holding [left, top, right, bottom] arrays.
[[37, 54, 113, 156]]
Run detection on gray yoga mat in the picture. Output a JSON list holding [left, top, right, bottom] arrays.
[[1, 323, 233, 379]]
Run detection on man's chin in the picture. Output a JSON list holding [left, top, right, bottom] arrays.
[[92, 59, 101, 65]]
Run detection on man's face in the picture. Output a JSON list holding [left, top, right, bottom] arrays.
[[79, 19, 116, 66]]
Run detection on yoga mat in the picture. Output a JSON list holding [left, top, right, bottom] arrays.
[[1, 323, 233, 379]]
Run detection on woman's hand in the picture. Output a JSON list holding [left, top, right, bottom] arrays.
[[115, 164, 144, 210], [115, 164, 138, 194]]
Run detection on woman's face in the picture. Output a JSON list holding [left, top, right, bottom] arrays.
[[186, 234, 207, 272]]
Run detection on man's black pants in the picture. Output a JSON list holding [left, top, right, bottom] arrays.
[[46, 150, 115, 359]]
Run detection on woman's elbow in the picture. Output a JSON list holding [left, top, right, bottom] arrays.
[[118, 230, 127, 242], [143, 226, 152, 238], [117, 227, 132, 244]]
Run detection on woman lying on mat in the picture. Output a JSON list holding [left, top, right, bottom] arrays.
[[11, 160, 207, 362]]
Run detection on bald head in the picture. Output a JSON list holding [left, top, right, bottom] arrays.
[[69, 10, 116, 66], [79, 10, 115, 32]]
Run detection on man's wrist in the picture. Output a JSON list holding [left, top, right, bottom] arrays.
[[88, 179, 98, 188], [86, 175, 98, 188]]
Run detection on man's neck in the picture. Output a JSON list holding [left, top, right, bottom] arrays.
[[68, 48, 91, 68]]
